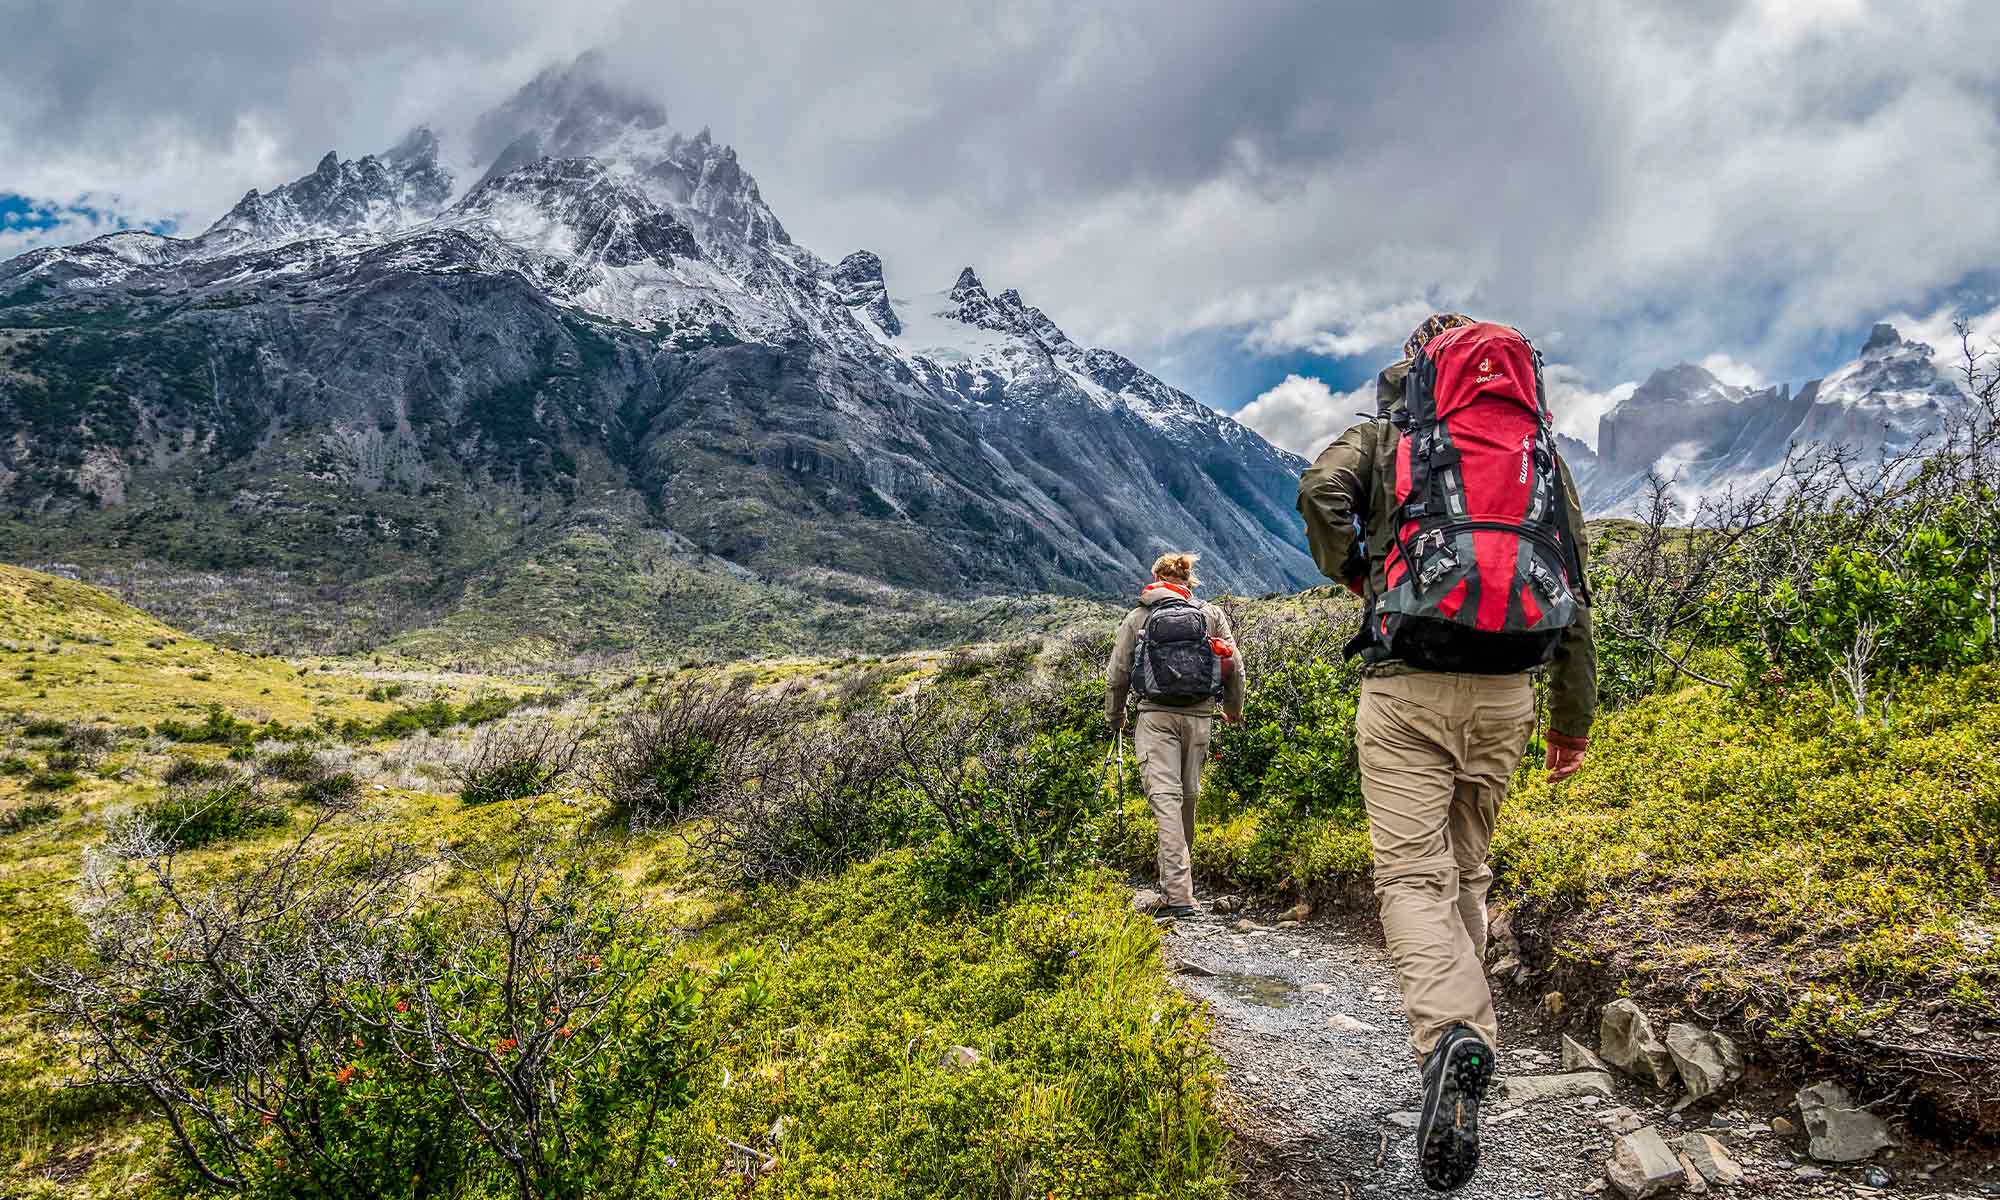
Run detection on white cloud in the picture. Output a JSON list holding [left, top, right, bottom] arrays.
[[1239, 360, 1637, 457], [1243, 286, 1460, 360], [0, 197, 141, 259], [1234, 373, 1376, 458], [5, 1, 2000, 404], [1544, 364, 1636, 451], [1878, 300, 2000, 380], [1698, 353, 1765, 389]]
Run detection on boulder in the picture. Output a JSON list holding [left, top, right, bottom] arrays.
[[1679, 1133, 1744, 1187], [1209, 894, 1243, 915], [1502, 1071, 1618, 1106], [1606, 1126, 1685, 1198], [1666, 1023, 1743, 1101], [1130, 889, 1165, 914], [1563, 1033, 1611, 1073], [1796, 1081, 1895, 1162], [942, 1045, 983, 1071], [1283, 899, 1313, 923], [1601, 999, 1679, 1090], [1596, 1106, 1645, 1135], [1675, 1153, 1709, 1194]]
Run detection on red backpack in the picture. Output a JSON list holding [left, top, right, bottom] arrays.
[[1355, 322, 1585, 673]]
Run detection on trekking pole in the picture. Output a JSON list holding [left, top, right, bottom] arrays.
[[1115, 723, 1131, 853]]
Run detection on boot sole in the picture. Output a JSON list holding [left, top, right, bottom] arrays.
[[1419, 1038, 1493, 1192]]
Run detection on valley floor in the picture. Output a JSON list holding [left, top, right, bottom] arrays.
[[5, 561, 1999, 1198]]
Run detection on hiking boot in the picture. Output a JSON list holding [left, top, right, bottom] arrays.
[[1415, 1024, 1494, 1192], [1154, 904, 1200, 921]]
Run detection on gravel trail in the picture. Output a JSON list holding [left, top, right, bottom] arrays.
[[1161, 905, 1979, 1199]]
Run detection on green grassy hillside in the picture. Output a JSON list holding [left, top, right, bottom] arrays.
[[0, 566, 1224, 1198]]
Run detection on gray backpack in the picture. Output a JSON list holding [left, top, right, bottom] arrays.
[[1132, 600, 1223, 705]]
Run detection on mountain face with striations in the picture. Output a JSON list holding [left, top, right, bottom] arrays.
[[1566, 323, 1970, 515], [0, 54, 1313, 658]]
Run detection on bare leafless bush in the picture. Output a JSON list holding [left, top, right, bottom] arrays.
[[36, 819, 703, 1198], [37, 815, 428, 1190], [585, 678, 801, 831], [689, 713, 906, 886], [57, 723, 117, 767], [1590, 454, 1819, 701], [450, 718, 584, 806], [1599, 322, 2000, 712]]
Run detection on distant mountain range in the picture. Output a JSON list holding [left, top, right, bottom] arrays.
[[1563, 323, 1968, 514], [0, 53, 1313, 659]]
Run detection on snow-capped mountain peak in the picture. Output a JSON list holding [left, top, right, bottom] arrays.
[[1573, 322, 1970, 515], [830, 250, 900, 336], [0, 52, 1318, 603], [197, 130, 452, 254]]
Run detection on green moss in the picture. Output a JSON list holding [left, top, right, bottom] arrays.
[[1496, 665, 2000, 1012], [655, 855, 1230, 1198]]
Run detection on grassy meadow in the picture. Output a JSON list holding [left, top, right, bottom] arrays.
[[4, 534, 2000, 1195], [0, 564, 1224, 1198]]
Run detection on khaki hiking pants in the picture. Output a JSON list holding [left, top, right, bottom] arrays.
[[1134, 709, 1213, 908], [1356, 671, 1535, 1057]]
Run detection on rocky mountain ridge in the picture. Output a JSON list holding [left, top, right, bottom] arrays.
[[1568, 324, 1968, 514], [0, 53, 1313, 658]]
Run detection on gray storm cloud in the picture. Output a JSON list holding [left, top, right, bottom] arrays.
[[2, 0, 1998, 392]]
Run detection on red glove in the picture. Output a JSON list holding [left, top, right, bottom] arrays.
[[1545, 731, 1588, 782], [1344, 576, 1365, 597]]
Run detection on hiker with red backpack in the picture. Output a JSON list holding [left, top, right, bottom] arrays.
[[1299, 313, 1596, 1192], [1105, 552, 1245, 921]]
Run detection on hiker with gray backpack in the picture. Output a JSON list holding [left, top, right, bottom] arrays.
[[1104, 552, 1245, 920], [1300, 313, 1597, 1192]]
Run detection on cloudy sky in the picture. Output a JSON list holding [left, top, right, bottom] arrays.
[[4, 0, 1995, 455]]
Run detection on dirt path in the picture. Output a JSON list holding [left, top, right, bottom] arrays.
[[1164, 908, 1610, 1198], [1161, 905, 1972, 1200]]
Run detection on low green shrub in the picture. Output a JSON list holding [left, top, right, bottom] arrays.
[[162, 756, 232, 786], [256, 744, 325, 782], [296, 771, 361, 809], [137, 776, 286, 849], [339, 693, 520, 742], [40, 832, 724, 1200], [0, 799, 60, 833], [651, 856, 1230, 1199], [1722, 503, 1994, 716], [19, 716, 66, 738], [25, 769, 79, 793], [911, 728, 1106, 910], [155, 704, 258, 746], [0, 755, 29, 775]]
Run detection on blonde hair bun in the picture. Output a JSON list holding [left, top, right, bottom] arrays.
[[1152, 552, 1201, 586]]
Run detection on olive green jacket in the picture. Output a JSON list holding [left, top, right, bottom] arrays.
[[1296, 360, 1598, 739]]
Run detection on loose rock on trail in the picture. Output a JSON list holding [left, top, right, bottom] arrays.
[[1159, 906, 1966, 1199]]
